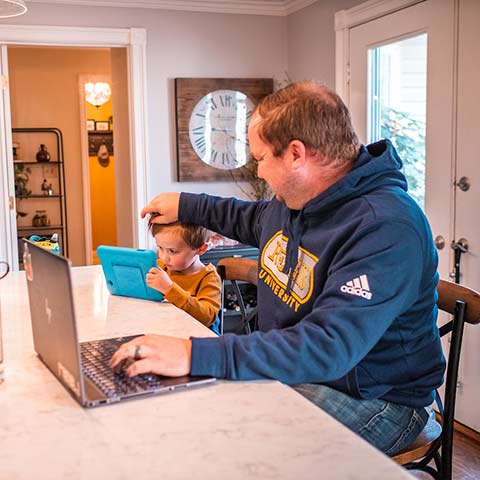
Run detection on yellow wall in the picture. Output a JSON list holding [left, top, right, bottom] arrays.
[[87, 98, 117, 264], [86, 98, 112, 125]]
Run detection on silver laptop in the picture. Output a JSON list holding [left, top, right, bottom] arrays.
[[23, 239, 215, 408]]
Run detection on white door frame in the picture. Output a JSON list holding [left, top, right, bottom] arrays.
[[334, 0, 424, 102], [0, 25, 150, 269]]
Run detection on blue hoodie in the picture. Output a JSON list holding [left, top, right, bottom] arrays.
[[182, 140, 446, 408]]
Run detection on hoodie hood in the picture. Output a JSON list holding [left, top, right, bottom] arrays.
[[282, 139, 408, 290]]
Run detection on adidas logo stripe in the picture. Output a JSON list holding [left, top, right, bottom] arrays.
[[340, 274, 372, 300]]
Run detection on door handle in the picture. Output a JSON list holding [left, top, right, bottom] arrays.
[[455, 176, 470, 192], [450, 238, 469, 283], [434, 235, 445, 250]]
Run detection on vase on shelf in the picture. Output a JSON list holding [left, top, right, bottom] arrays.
[[36, 144, 50, 163]]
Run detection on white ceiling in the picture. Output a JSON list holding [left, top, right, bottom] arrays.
[[28, 0, 319, 16]]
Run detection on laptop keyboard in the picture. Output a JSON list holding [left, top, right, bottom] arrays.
[[81, 337, 166, 398]]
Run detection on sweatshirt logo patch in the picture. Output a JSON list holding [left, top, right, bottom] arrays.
[[340, 275, 372, 300], [260, 231, 319, 309]]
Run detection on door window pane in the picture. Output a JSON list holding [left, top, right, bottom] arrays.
[[368, 34, 427, 208]]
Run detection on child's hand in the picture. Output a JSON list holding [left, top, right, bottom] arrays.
[[146, 267, 173, 294]]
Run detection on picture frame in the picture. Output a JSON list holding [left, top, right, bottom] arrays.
[[88, 131, 113, 156], [86, 119, 95, 131], [95, 121, 110, 131], [175, 78, 273, 182]]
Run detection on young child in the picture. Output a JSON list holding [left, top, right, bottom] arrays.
[[146, 218, 222, 334]]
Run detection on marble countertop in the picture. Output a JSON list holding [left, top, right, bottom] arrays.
[[0, 266, 414, 480]]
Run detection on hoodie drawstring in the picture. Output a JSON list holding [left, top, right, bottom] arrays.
[[282, 210, 304, 293]]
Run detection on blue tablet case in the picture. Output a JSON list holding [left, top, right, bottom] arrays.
[[97, 245, 164, 302]]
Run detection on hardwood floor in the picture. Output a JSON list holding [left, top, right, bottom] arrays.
[[409, 430, 480, 480]]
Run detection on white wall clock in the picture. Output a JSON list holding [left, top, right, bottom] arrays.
[[175, 78, 273, 182], [189, 89, 255, 171]]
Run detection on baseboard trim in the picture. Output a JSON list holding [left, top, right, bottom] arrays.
[[454, 420, 480, 443], [434, 412, 480, 444]]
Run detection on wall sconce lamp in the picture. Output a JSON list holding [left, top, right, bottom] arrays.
[[0, 0, 27, 17], [85, 82, 111, 107]]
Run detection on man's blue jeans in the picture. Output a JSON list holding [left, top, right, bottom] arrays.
[[292, 384, 429, 456]]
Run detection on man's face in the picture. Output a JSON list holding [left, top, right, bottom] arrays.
[[248, 114, 294, 204]]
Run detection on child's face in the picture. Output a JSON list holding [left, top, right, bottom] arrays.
[[154, 229, 200, 272]]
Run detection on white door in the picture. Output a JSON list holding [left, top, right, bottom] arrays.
[[451, 0, 480, 431], [342, 0, 480, 431]]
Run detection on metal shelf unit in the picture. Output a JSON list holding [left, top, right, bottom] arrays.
[[12, 127, 69, 261]]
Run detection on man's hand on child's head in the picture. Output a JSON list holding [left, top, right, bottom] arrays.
[[140, 192, 181, 222], [146, 267, 173, 294], [147, 212, 160, 228]]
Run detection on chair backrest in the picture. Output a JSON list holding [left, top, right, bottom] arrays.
[[394, 279, 480, 479], [437, 280, 480, 479], [217, 257, 258, 335], [437, 279, 480, 325], [217, 257, 258, 285]]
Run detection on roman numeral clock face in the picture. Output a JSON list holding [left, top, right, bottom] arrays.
[[188, 89, 255, 170]]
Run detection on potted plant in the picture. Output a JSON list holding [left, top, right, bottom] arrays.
[[14, 163, 32, 197], [14, 164, 31, 219], [231, 157, 272, 201]]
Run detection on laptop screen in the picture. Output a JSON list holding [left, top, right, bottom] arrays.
[[23, 240, 86, 401]]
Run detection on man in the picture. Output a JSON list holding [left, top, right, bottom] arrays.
[[110, 82, 445, 455]]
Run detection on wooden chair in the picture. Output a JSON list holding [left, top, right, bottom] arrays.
[[393, 279, 480, 479], [217, 257, 258, 335]]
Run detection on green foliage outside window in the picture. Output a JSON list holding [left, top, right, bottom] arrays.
[[380, 107, 426, 208]]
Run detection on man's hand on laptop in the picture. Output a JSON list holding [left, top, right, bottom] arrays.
[[140, 192, 181, 224], [109, 334, 191, 377]]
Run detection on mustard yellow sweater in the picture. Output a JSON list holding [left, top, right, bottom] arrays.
[[160, 262, 221, 327]]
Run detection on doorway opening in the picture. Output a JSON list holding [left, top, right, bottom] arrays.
[[82, 73, 118, 264], [0, 25, 149, 270], [8, 45, 129, 266]]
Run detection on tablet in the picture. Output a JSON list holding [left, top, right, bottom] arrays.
[[97, 245, 164, 302]]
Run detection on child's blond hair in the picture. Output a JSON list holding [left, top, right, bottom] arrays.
[[148, 215, 209, 249]]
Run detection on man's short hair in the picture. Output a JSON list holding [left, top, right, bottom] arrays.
[[255, 81, 360, 167], [149, 218, 209, 249]]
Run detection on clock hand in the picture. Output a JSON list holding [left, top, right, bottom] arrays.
[[211, 127, 233, 132], [230, 135, 249, 146], [211, 128, 249, 145], [207, 127, 249, 148]]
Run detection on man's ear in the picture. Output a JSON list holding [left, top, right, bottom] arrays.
[[288, 139, 307, 169], [197, 242, 209, 256]]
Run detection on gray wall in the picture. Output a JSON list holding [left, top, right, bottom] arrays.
[[287, 0, 365, 88]]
